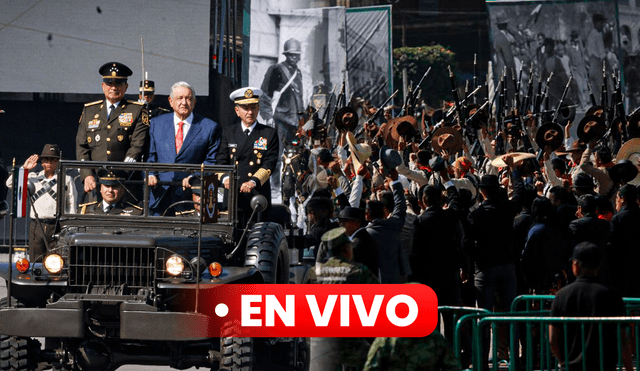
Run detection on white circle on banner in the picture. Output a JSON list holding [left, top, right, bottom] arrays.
[[215, 303, 229, 317]]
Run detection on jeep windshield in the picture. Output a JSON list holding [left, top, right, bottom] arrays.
[[57, 161, 237, 228]]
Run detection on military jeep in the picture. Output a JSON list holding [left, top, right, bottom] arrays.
[[0, 161, 311, 371]]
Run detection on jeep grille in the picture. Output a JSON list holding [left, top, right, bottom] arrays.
[[69, 246, 156, 290]]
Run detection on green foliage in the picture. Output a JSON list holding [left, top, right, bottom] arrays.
[[393, 45, 457, 107]]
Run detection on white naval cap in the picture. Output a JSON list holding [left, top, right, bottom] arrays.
[[229, 87, 262, 105]]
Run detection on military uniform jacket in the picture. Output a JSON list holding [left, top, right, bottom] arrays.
[[81, 200, 142, 216], [314, 257, 379, 284], [147, 103, 171, 119], [216, 122, 278, 211], [76, 99, 149, 180]]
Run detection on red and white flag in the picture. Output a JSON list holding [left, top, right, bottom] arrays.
[[12, 167, 28, 218]]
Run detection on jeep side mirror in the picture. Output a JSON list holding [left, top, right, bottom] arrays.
[[250, 195, 268, 212]]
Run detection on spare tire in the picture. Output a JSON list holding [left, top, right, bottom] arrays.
[[244, 222, 290, 284]]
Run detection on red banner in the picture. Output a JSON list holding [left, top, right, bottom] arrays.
[[176, 284, 438, 338]]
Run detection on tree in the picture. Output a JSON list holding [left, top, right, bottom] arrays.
[[393, 45, 457, 108]]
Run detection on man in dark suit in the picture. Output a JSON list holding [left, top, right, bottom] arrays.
[[217, 87, 278, 221], [76, 62, 149, 194], [609, 185, 640, 295], [147, 81, 221, 215], [569, 194, 611, 283], [365, 168, 408, 284]]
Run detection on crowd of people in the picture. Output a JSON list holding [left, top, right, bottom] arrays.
[[294, 63, 640, 368], [5, 55, 640, 369]]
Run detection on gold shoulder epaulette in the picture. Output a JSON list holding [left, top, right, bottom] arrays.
[[128, 100, 144, 106], [125, 202, 143, 210], [84, 100, 103, 107], [79, 201, 98, 215]]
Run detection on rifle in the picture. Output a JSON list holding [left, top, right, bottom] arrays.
[[587, 82, 597, 107], [473, 54, 478, 105], [448, 65, 465, 125], [404, 67, 431, 116], [521, 65, 534, 115], [511, 67, 521, 115], [552, 76, 573, 123], [488, 79, 503, 123], [446, 85, 482, 119], [400, 83, 413, 116], [601, 61, 609, 124], [533, 74, 543, 115], [495, 72, 506, 155], [364, 89, 399, 126], [539, 72, 554, 124], [613, 71, 628, 143]]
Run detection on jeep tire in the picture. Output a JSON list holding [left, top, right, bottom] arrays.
[[244, 222, 290, 284], [220, 337, 253, 371], [0, 297, 40, 371]]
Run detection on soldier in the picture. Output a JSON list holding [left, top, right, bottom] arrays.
[[139, 79, 170, 119], [79, 170, 142, 216], [363, 333, 459, 371], [217, 87, 278, 221], [260, 38, 304, 142], [310, 227, 379, 371], [260, 38, 304, 194], [76, 62, 150, 194], [174, 176, 203, 218], [313, 227, 379, 284]]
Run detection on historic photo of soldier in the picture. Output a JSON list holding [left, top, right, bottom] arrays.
[[249, 2, 347, 202]]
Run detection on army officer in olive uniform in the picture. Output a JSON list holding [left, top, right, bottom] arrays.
[[218, 87, 278, 221], [80, 170, 142, 216], [76, 62, 150, 194]]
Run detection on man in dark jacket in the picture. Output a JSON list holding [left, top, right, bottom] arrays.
[[550, 242, 632, 371], [411, 184, 463, 341], [464, 154, 523, 362], [569, 194, 611, 283], [366, 168, 410, 284], [610, 184, 640, 296]]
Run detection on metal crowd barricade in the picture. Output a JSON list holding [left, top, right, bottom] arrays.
[[449, 297, 640, 371], [511, 295, 640, 315], [439, 306, 491, 369], [460, 315, 640, 371], [450, 309, 494, 369], [511, 294, 555, 313]]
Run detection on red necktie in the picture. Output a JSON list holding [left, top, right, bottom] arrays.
[[176, 121, 184, 153]]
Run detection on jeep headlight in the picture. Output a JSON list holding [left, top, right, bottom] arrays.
[[44, 254, 64, 274], [166, 255, 184, 276]]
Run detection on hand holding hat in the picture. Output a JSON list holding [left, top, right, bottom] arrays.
[[379, 145, 402, 177]]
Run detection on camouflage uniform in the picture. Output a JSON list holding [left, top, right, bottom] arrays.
[[363, 332, 460, 371], [314, 256, 380, 284], [311, 257, 379, 370]]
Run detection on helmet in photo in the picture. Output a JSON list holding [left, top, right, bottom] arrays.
[[283, 38, 302, 55]]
